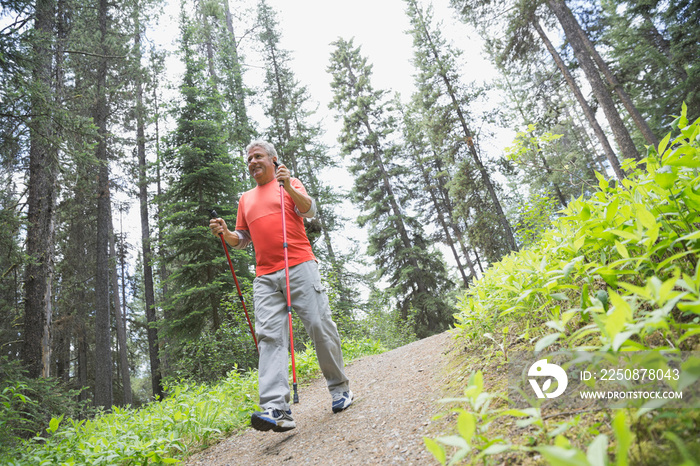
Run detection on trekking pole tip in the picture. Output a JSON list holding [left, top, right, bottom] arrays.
[[293, 383, 299, 404]]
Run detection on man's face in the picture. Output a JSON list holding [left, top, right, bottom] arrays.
[[247, 145, 276, 185]]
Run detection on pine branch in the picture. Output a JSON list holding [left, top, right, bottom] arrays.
[[63, 49, 126, 59]]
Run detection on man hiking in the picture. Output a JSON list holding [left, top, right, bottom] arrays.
[[210, 140, 353, 432]]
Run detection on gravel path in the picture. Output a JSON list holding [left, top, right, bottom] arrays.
[[186, 331, 451, 465]]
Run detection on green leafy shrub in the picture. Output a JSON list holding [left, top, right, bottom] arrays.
[[293, 337, 387, 382], [2, 369, 257, 465], [164, 290, 259, 384], [430, 104, 700, 465], [2, 337, 386, 465], [0, 357, 93, 452]]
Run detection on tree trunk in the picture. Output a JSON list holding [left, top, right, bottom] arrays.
[[570, 7, 659, 146], [546, 0, 640, 164], [418, 151, 470, 287], [429, 182, 470, 287], [431, 157, 478, 279], [154, 77, 170, 374], [222, 0, 253, 148], [135, 16, 163, 401], [532, 19, 626, 180], [368, 135, 427, 304], [109, 214, 132, 406], [94, 0, 113, 410], [77, 304, 88, 403], [198, 0, 218, 83], [23, 0, 57, 379]]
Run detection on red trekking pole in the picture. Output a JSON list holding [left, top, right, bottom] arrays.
[[210, 210, 258, 353], [274, 162, 299, 404]]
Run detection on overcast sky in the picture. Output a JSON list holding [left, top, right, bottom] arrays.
[[152, 0, 497, 142], [254, 0, 494, 133]]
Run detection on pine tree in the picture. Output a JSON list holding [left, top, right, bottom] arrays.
[[400, 99, 476, 287], [405, 0, 518, 258], [449, 0, 631, 179], [218, 0, 256, 151], [0, 175, 23, 357], [328, 38, 454, 338], [132, 0, 163, 400], [23, 0, 59, 379], [55, 153, 99, 402], [93, 0, 114, 409], [598, 0, 700, 129], [545, 0, 641, 165], [160, 9, 248, 361], [256, 0, 358, 315]]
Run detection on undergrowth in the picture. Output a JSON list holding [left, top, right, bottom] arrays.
[[427, 104, 700, 465], [1, 338, 385, 465]]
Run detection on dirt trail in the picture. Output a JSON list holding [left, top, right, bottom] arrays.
[[186, 331, 452, 465]]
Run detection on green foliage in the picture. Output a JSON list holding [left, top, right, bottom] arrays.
[[2, 370, 258, 465], [430, 105, 700, 464], [0, 176, 22, 354], [598, 0, 700, 134], [164, 289, 259, 384], [347, 288, 418, 350], [293, 338, 387, 382], [513, 190, 562, 248], [0, 357, 94, 452], [159, 7, 252, 365], [2, 336, 385, 465]]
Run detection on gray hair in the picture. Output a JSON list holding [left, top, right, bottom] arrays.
[[245, 139, 278, 160]]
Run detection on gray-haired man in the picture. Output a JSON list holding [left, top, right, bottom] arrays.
[[210, 140, 353, 432]]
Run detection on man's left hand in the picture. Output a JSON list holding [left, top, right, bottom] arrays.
[[275, 162, 292, 188]]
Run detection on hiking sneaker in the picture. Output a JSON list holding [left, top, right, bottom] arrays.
[[251, 408, 296, 432], [332, 390, 354, 413]]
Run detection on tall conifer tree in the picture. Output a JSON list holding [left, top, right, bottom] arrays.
[[23, 0, 59, 379], [160, 9, 247, 359], [328, 38, 454, 337], [132, 0, 163, 400], [405, 0, 518, 259], [256, 0, 357, 314]]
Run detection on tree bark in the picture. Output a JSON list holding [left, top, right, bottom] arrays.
[[109, 213, 132, 406], [532, 19, 626, 180], [570, 7, 659, 146], [546, 0, 640, 164], [94, 0, 113, 410], [153, 75, 170, 374], [23, 0, 57, 379], [135, 14, 163, 401]]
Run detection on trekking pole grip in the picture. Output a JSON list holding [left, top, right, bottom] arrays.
[[273, 161, 284, 187]]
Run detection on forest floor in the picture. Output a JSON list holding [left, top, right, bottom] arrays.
[[185, 331, 453, 465]]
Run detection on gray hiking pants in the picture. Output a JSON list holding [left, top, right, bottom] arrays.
[[254, 260, 349, 410]]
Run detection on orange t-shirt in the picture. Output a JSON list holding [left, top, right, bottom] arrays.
[[236, 178, 316, 276]]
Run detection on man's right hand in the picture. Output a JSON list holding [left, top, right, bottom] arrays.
[[210, 217, 241, 247], [210, 217, 227, 237]]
